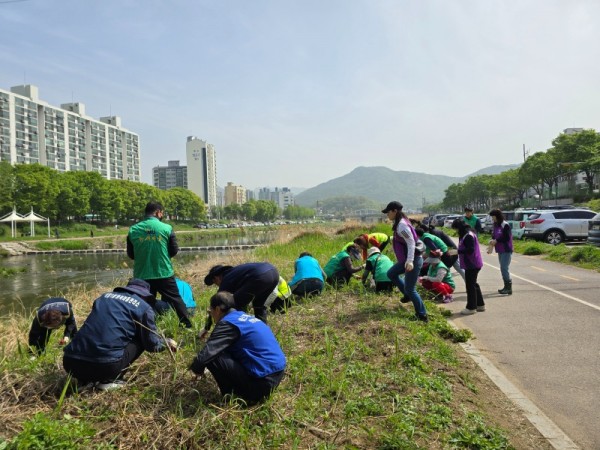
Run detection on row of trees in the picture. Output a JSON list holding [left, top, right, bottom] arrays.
[[0, 162, 318, 225], [432, 130, 600, 212], [0, 162, 207, 223]]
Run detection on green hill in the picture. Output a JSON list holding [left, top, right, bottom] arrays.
[[295, 165, 520, 211]]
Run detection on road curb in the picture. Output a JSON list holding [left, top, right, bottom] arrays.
[[453, 329, 579, 449]]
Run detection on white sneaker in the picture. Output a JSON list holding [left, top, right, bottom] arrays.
[[96, 380, 125, 391], [460, 308, 477, 315], [477, 305, 486, 312]]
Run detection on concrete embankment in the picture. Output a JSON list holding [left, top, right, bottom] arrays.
[[0, 242, 260, 256]]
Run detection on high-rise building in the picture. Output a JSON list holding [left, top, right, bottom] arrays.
[[257, 186, 295, 209], [224, 182, 246, 206], [186, 136, 217, 207], [152, 160, 188, 190], [0, 84, 140, 180]]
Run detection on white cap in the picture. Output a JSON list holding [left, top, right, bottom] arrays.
[[367, 247, 381, 257]]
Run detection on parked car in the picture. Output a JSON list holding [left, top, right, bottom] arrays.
[[511, 209, 541, 239], [431, 214, 450, 227], [443, 215, 462, 228], [588, 213, 600, 247], [523, 209, 598, 245]]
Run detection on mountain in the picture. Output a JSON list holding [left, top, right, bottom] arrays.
[[295, 165, 519, 211]]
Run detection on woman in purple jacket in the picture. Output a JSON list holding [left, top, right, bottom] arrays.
[[452, 219, 485, 315], [489, 209, 513, 295]]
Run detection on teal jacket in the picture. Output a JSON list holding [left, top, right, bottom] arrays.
[[127, 216, 178, 279]]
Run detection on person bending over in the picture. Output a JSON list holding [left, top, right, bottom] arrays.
[[29, 297, 77, 356]]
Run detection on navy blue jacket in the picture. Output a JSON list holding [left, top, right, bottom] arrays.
[[64, 288, 165, 363], [218, 263, 279, 308], [29, 298, 77, 353]]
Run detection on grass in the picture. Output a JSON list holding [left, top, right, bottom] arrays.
[[0, 224, 553, 449]]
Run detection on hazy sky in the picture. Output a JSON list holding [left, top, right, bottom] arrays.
[[2, 0, 600, 190]]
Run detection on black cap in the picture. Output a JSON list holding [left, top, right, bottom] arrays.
[[204, 265, 233, 286], [382, 201, 403, 213], [114, 278, 154, 300]]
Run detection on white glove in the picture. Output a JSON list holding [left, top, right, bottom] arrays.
[[165, 338, 178, 352], [59, 336, 70, 345], [405, 262, 414, 272]]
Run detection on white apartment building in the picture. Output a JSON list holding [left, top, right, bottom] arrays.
[[0, 84, 140, 180], [186, 136, 217, 207]]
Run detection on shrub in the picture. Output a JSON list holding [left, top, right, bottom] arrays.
[[521, 243, 544, 255]]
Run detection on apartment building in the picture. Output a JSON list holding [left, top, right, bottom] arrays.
[[224, 182, 246, 206], [186, 136, 217, 207], [152, 160, 188, 190], [0, 84, 140, 180]]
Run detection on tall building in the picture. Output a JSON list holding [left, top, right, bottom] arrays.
[[152, 160, 187, 190], [0, 84, 140, 180], [186, 136, 217, 207], [224, 182, 246, 206], [257, 186, 295, 209]]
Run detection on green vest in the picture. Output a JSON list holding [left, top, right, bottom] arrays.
[[423, 232, 448, 253], [366, 253, 393, 282], [324, 250, 350, 278], [128, 216, 175, 279], [427, 261, 455, 289], [463, 215, 479, 231]]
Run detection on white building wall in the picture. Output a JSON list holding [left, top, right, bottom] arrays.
[[186, 136, 217, 206]]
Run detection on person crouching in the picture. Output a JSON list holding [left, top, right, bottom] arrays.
[[189, 291, 286, 404], [418, 251, 455, 303]]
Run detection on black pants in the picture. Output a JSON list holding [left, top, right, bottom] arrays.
[[207, 352, 284, 404], [465, 268, 485, 310], [291, 278, 324, 298], [147, 277, 192, 328], [63, 342, 144, 384], [375, 281, 393, 293], [326, 270, 351, 286]]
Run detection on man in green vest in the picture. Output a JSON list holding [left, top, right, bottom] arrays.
[[463, 206, 483, 234], [127, 202, 192, 328]]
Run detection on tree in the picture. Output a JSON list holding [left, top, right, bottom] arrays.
[[163, 187, 205, 221], [552, 129, 600, 194], [224, 203, 242, 220], [56, 171, 92, 221], [0, 161, 15, 214], [519, 150, 560, 201], [241, 201, 257, 221], [13, 164, 60, 219]]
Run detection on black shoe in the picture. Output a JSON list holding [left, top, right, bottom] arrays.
[[400, 296, 410, 304], [410, 314, 429, 323]]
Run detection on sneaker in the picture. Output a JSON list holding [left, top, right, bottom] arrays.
[[77, 382, 97, 393], [476, 305, 486, 312], [96, 380, 126, 391], [460, 308, 477, 315], [410, 314, 429, 323], [400, 296, 410, 303], [443, 295, 453, 304]]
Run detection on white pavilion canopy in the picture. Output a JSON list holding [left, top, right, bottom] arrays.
[[0, 207, 50, 238]]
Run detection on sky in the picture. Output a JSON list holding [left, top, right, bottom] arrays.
[[2, 0, 600, 190]]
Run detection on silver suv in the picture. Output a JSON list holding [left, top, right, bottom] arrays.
[[523, 209, 597, 245]]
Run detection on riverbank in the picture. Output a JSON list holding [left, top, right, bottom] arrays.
[[0, 225, 553, 448]]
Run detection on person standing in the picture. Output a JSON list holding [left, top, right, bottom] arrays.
[[189, 292, 286, 404], [28, 297, 77, 355], [361, 247, 394, 292], [383, 201, 428, 322], [452, 219, 485, 315], [288, 252, 326, 298], [463, 206, 483, 234], [488, 209, 513, 295], [63, 279, 178, 390], [127, 202, 192, 328], [323, 243, 364, 286]]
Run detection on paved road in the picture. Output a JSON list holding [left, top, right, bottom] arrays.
[[445, 246, 600, 449]]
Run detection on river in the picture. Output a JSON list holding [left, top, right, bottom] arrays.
[[0, 231, 276, 316]]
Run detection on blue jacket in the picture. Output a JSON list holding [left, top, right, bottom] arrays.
[[289, 255, 324, 287], [64, 289, 165, 363], [191, 310, 286, 378]]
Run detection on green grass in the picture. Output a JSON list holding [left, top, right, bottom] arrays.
[[0, 224, 549, 449]]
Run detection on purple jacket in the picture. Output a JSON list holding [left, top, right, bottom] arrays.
[[392, 218, 420, 264], [458, 231, 483, 270], [492, 222, 513, 254]]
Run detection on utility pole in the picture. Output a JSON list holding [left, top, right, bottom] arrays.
[[523, 144, 529, 162]]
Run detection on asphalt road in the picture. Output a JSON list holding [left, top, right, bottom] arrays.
[[445, 246, 600, 449]]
